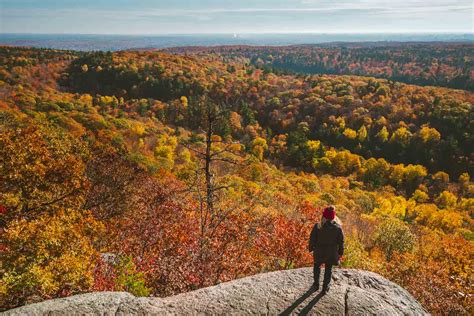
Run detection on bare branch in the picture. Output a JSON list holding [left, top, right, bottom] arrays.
[[211, 157, 243, 165], [211, 184, 236, 192], [25, 188, 81, 213], [209, 147, 240, 158], [181, 142, 206, 157]]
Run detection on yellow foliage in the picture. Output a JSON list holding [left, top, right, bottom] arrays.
[[415, 203, 463, 232], [376, 126, 389, 142], [2, 209, 102, 304], [178, 148, 192, 164], [418, 126, 441, 143], [79, 94, 93, 106], [306, 140, 321, 152], [372, 196, 415, 220], [229, 111, 242, 131], [180, 96, 188, 107], [343, 128, 357, 139], [1, 114, 88, 219], [414, 203, 438, 227], [98, 95, 119, 107], [342, 236, 373, 270], [211, 134, 222, 142], [357, 125, 368, 142], [155, 145, 174, 161], [390, 127, 412, 147], [373, 217, 415, 261], [459, 198, 474, 213], [435, 191, 458, 209], [411, 189, 429, 203], [153, 134, 178, 170], [131, 122, 146, 137], [229, 143, 243, 152], [251, 137, 268, 161], [323, 149, 361, 175]]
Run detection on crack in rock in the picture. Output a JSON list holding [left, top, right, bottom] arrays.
[[344, 286, 350, 316]]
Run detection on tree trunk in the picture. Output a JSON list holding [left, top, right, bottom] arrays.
[[205, 113, 214, 223]]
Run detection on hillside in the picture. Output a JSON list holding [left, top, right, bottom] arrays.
[[61, 49, 474, 177], [0, 46, 472, 314], [6, 268, 427, 315], [165, 43, 474, 91]]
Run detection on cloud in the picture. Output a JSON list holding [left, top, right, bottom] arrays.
[[1, 0, 472, 34], [4, 1, 472, 18], [134, 3, 472, 19]]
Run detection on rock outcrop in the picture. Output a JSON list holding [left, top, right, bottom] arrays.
[[5, 268, 428, 315]]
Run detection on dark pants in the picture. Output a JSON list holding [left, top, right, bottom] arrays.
[[313, 260, 333, 288]]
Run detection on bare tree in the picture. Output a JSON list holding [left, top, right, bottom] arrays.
[[181, 86, 254, 285]]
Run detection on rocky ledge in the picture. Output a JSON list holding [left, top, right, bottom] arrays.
[[5, 268, 428, 315]]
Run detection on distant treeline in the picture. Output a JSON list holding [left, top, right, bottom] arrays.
[[165, 43, 474, 91]]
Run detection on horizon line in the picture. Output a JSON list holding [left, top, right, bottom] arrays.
[[1, 31, 474, 36]]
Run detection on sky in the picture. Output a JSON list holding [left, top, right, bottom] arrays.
[[1, 0, 473, 34]]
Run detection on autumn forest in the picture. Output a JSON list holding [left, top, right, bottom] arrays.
[[1, 43, 473, 313]]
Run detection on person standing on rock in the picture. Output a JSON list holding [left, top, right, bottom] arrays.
[[308, 205, 344, 293]]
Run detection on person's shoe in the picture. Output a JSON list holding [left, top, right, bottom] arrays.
[[311, 282, 320, 291]]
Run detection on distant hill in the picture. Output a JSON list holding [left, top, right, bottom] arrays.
[[0, 33, 472, 51]]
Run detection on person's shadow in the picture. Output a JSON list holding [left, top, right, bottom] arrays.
[[279, 287, 325, 316]]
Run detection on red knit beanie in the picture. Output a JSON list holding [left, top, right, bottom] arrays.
[[323, 206, 336, 220]]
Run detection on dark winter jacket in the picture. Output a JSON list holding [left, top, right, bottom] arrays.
[[309, 221, 344, 265]]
